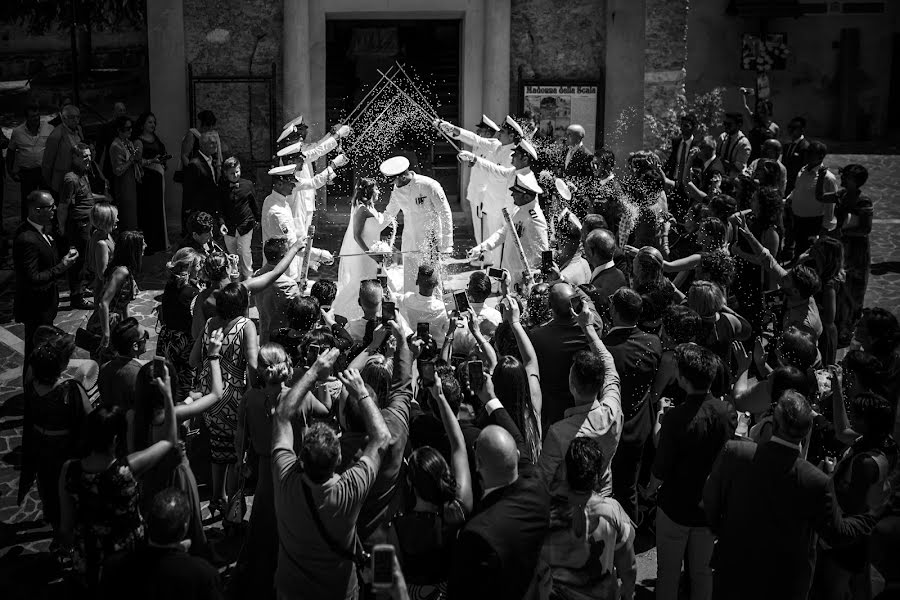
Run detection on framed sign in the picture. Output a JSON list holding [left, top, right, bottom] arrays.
[[520, 80, 603, 150], [740, 33, 789, 72]]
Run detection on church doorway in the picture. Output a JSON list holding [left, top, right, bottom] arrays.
[[325, 19, 462, 202]]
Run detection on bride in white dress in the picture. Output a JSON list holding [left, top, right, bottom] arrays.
[[332, 177, 394, 320]]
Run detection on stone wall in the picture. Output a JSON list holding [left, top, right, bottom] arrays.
[[182, 0, 284, 184], [643, 0, 689, 147], [509, 0, 606, 117]]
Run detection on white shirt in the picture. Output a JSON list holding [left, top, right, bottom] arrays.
[[199, 151, 216, 183], [28, 217, 54, 246], [260, 190, 302, 280], [480, 198, 549, 279], [788, 164, 837, 228], [398, 291, 450, 346]]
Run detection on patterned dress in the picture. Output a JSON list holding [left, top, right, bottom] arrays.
[[64, 457, 144, 587], [199, 316, 250, 464], [156, 280, 201, 397]]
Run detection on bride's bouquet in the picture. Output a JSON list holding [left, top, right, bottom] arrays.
[[369, 240, 393, 256]]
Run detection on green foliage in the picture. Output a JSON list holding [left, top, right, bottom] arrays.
[[644, 87, 727, 158], [0, 0, 146, 34]]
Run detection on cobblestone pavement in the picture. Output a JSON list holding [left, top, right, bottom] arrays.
[[0, 154, 898, 598]]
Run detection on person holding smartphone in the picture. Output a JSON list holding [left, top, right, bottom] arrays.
[[397, 265, 450, 345]]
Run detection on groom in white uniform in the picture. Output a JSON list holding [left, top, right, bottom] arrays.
[[380, 156, 454, 294]]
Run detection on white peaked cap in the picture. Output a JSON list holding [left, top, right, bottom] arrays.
[[516, 139, 538, 161], [477, 114, 500, 132], [276, 115, 304, 143], [503, 115, 524, 137], [380, 156, 411, 177], [555, 178, 572, 201], [276, 140, 304, 158], [268, 164, 297, 177], [510, 171, 543, 195]]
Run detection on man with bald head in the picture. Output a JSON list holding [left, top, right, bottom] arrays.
[[42, 104, 83, 197], [529, 282, 599, 427], [563, 124, 592, 178], [449, 424, 551, 600], [183, 131, 222, 232], [585, 228, 627, 302]]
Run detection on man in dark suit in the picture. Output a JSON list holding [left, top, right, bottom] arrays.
[[603, 288, 662, 519], [14, 191, 77, 368], [182, 131, 220, 233], [562, 124, 593, 178], [448, 420, 551, 600], [662, 113, 699, 220], [684, 136, 726, 202], [782, 116, 810, 195], [703, 391, 882, 600], [585, 228, 627, 302]]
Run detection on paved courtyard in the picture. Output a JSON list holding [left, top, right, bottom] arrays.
[[0, 154, 898, 598]]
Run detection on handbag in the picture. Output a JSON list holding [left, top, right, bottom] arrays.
[[74, 327, 102, 353]]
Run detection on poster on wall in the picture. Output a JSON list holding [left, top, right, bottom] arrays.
[[521, 81, 602, 150]]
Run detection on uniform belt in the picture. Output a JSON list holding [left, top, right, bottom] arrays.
[[33, 425, 71, 437]]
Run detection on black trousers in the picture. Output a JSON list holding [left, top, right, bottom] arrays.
[[18, 167, 44, 220], [22, 301, 58, 376], [791, 215, 821, 262], [64, 217, 91, 298], [611, 435, 647, 521]]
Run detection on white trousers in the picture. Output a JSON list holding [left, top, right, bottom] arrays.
[[224, 229, 254, 279]]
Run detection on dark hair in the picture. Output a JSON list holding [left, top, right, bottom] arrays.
[[570, 349, 605, 394], [197, 110, 217, 128], [841, 163, 868, 188], [788, 265, 821, 299], [24, 103, 41, 116], [132, 112, 156, 139], [30, 334, 76, 385], [223, 156, 240, 170], [565, 437, 605, 492], [755, 186, 784, 234], [311, 279, 337, 307], [753, 160, 780, 187], [698, 251, 735, 290], [147, 488, 191, 545], [439, 370, 462, 414], [582, 215, 610, 239], [663, 305, 702, 344], [114, 115, 132, 132], [593, 148, 616, 174], [111, 316, 143, 355], [724, 112, 744, 126], [32, 324, 66, 349], [675, 343, 718, 390], [680, 113, 698, 128], [263, 236, 290, 263], [774, 390, 813, 440], [778, 326, 818, 371], [300, 421, 341, 483], [789, 116, 807, 129], [417, 264, 438, 287], [216, 282, 249, 320], [857, 308, 900, 357], [699, 217, 727, 248], [708, 194, 738, 222], [844, 349, 885, 391], [187, 211, 214, 236], [132, 358, 179, 451], [492, 322, 520, 359], [467, 271, 492, 301], [493, 355, 540, 463], [807, 140, 828, 157], [86, 406, 127, 453], [107, 230, 144, 276], [633, 248, 668, 294], [849, 392, 894, 439], [611, 287, 642, 323], [770, 365, 814, 405], [408, 446, 457, 505], [351, 177, 377, 207], [287, 296, 321, 333]]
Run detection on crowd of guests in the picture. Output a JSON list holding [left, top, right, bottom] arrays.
[[8, 95, 900, 600]]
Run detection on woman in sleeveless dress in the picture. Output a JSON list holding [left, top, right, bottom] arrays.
[[88, 230, 144, 362], [133, 112, 170, 253], [191, 282, 258, 516], [332, 178, 394, 321]]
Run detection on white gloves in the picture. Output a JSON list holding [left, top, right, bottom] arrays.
[[457, 151, 476, 165], [467, 245, 483, 259], [334, 124, 351, 139], [331, 154, 349, 168]]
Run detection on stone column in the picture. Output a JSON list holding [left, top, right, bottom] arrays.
[[147, 0, 188, 234], [483, 0, 511, 121], [604, 0, 646, 158], [283, 0, 311, 124]]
